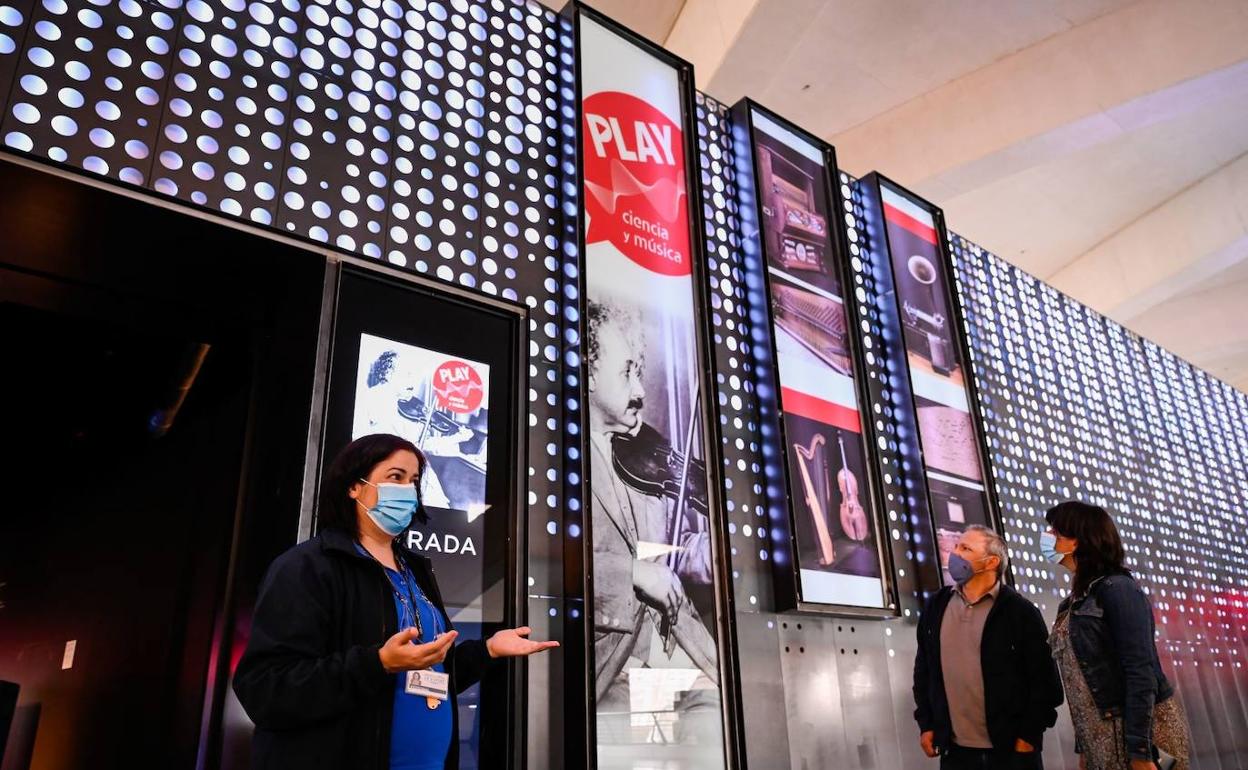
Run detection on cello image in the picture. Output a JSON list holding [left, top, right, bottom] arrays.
[[793, 434, 836, 566], [837, 432, 870, 541]]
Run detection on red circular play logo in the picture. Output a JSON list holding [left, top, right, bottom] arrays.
[[431, 360, 484, 414], [582, 91, 690, 276]]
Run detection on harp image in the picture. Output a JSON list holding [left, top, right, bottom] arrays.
[[793, 434, 836, 566], [759, 146, 828, 274]]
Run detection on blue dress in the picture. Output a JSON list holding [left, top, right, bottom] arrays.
[[383, 561, 454, 770]]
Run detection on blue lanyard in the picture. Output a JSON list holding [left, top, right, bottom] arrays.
[[388, 563, 442, 641], [358, 543, 442, 642]]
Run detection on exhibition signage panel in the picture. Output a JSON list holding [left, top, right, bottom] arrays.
[[320, 265, 527, 765], [872, 177, 999, 584], [578, 10, 731, 769], [733, 103, 893, 612]]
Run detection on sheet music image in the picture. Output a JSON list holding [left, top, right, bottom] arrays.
[[915, 397, 983, 483]]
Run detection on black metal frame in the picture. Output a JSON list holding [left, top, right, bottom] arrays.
[[564, 3, 745, 767], [310, 259, 532, 769], [729, 98, 899, 618], [858, 173, 1007, 581]]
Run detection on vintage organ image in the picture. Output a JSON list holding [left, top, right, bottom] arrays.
[[759, 144, 830, 277]]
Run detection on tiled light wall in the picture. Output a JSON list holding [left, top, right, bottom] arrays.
[[2, 2, 1246, 767]]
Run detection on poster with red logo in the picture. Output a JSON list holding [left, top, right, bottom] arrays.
[[579, 14, 727, 770], [352, 333, 491, 516]]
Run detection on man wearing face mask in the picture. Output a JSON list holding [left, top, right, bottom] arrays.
[[913, 525, 1064, 769]]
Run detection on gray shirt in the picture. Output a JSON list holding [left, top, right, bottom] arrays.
[[939, 580, 1000, 749]]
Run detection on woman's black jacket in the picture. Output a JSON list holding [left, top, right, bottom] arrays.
[[233, 528, 493, 770], [1058, 572, 1174, 761]]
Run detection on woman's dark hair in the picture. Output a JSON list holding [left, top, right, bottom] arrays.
[[319, 433, 427, 537], [1045, 500, 1127, 596]]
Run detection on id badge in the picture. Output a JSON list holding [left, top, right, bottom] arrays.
[[405, 669, 450, 701]]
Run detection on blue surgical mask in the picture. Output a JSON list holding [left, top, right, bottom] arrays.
[[358, 479, 419, 537], [1039, 532, 1068, 565], [947, 552, 988, 585]]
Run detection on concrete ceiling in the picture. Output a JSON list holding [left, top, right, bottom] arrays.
[[554, 0, 1248, 391]]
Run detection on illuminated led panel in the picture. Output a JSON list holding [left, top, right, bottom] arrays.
[[731, 101, 893, 613], [150, 0, 301, 221], [3, 0, 182, 182], [863, 176, 1000, 587], [0, 0, 36, 116]]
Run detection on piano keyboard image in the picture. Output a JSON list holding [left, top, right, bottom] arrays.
[[771, 283, 851, 374]]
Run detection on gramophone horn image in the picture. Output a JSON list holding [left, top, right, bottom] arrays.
[[901, 253, 954, 374]]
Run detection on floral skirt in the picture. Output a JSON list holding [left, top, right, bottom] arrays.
[[1050, 614, 1191, 770]]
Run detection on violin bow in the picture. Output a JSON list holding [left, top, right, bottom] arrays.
[[667, 384, 701, 569], [660, 382, 701, 657], [416, 377, 436, 450]]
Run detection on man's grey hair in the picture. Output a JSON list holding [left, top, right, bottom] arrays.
[[966, 524, 1008, 577]]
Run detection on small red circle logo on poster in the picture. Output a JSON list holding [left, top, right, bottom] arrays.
[[582, 91, 690, 276], [431, 360, 484, 414]]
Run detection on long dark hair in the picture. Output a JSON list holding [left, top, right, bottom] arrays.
[[319, 433, 427, 537], [1045, 501, 1127, 596]]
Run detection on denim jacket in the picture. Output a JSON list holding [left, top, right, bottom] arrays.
[[1059, 572, 1174, 761]]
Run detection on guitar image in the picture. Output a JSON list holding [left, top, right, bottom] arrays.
[[837, 432, 870, 541]]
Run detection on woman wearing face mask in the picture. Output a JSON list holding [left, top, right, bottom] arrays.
[[233, 433, 558, 770], [1042, 501, 1189, 770]]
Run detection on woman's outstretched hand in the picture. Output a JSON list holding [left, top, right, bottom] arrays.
[[379, 629, 458, 673], [485, 626, 560, 658]]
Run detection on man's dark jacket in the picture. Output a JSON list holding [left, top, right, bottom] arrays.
[[233, 528, 494, 770], [913, 582, 1064, 752]]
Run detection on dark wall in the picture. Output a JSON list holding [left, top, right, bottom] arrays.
[[0, 161, 324, 770]]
